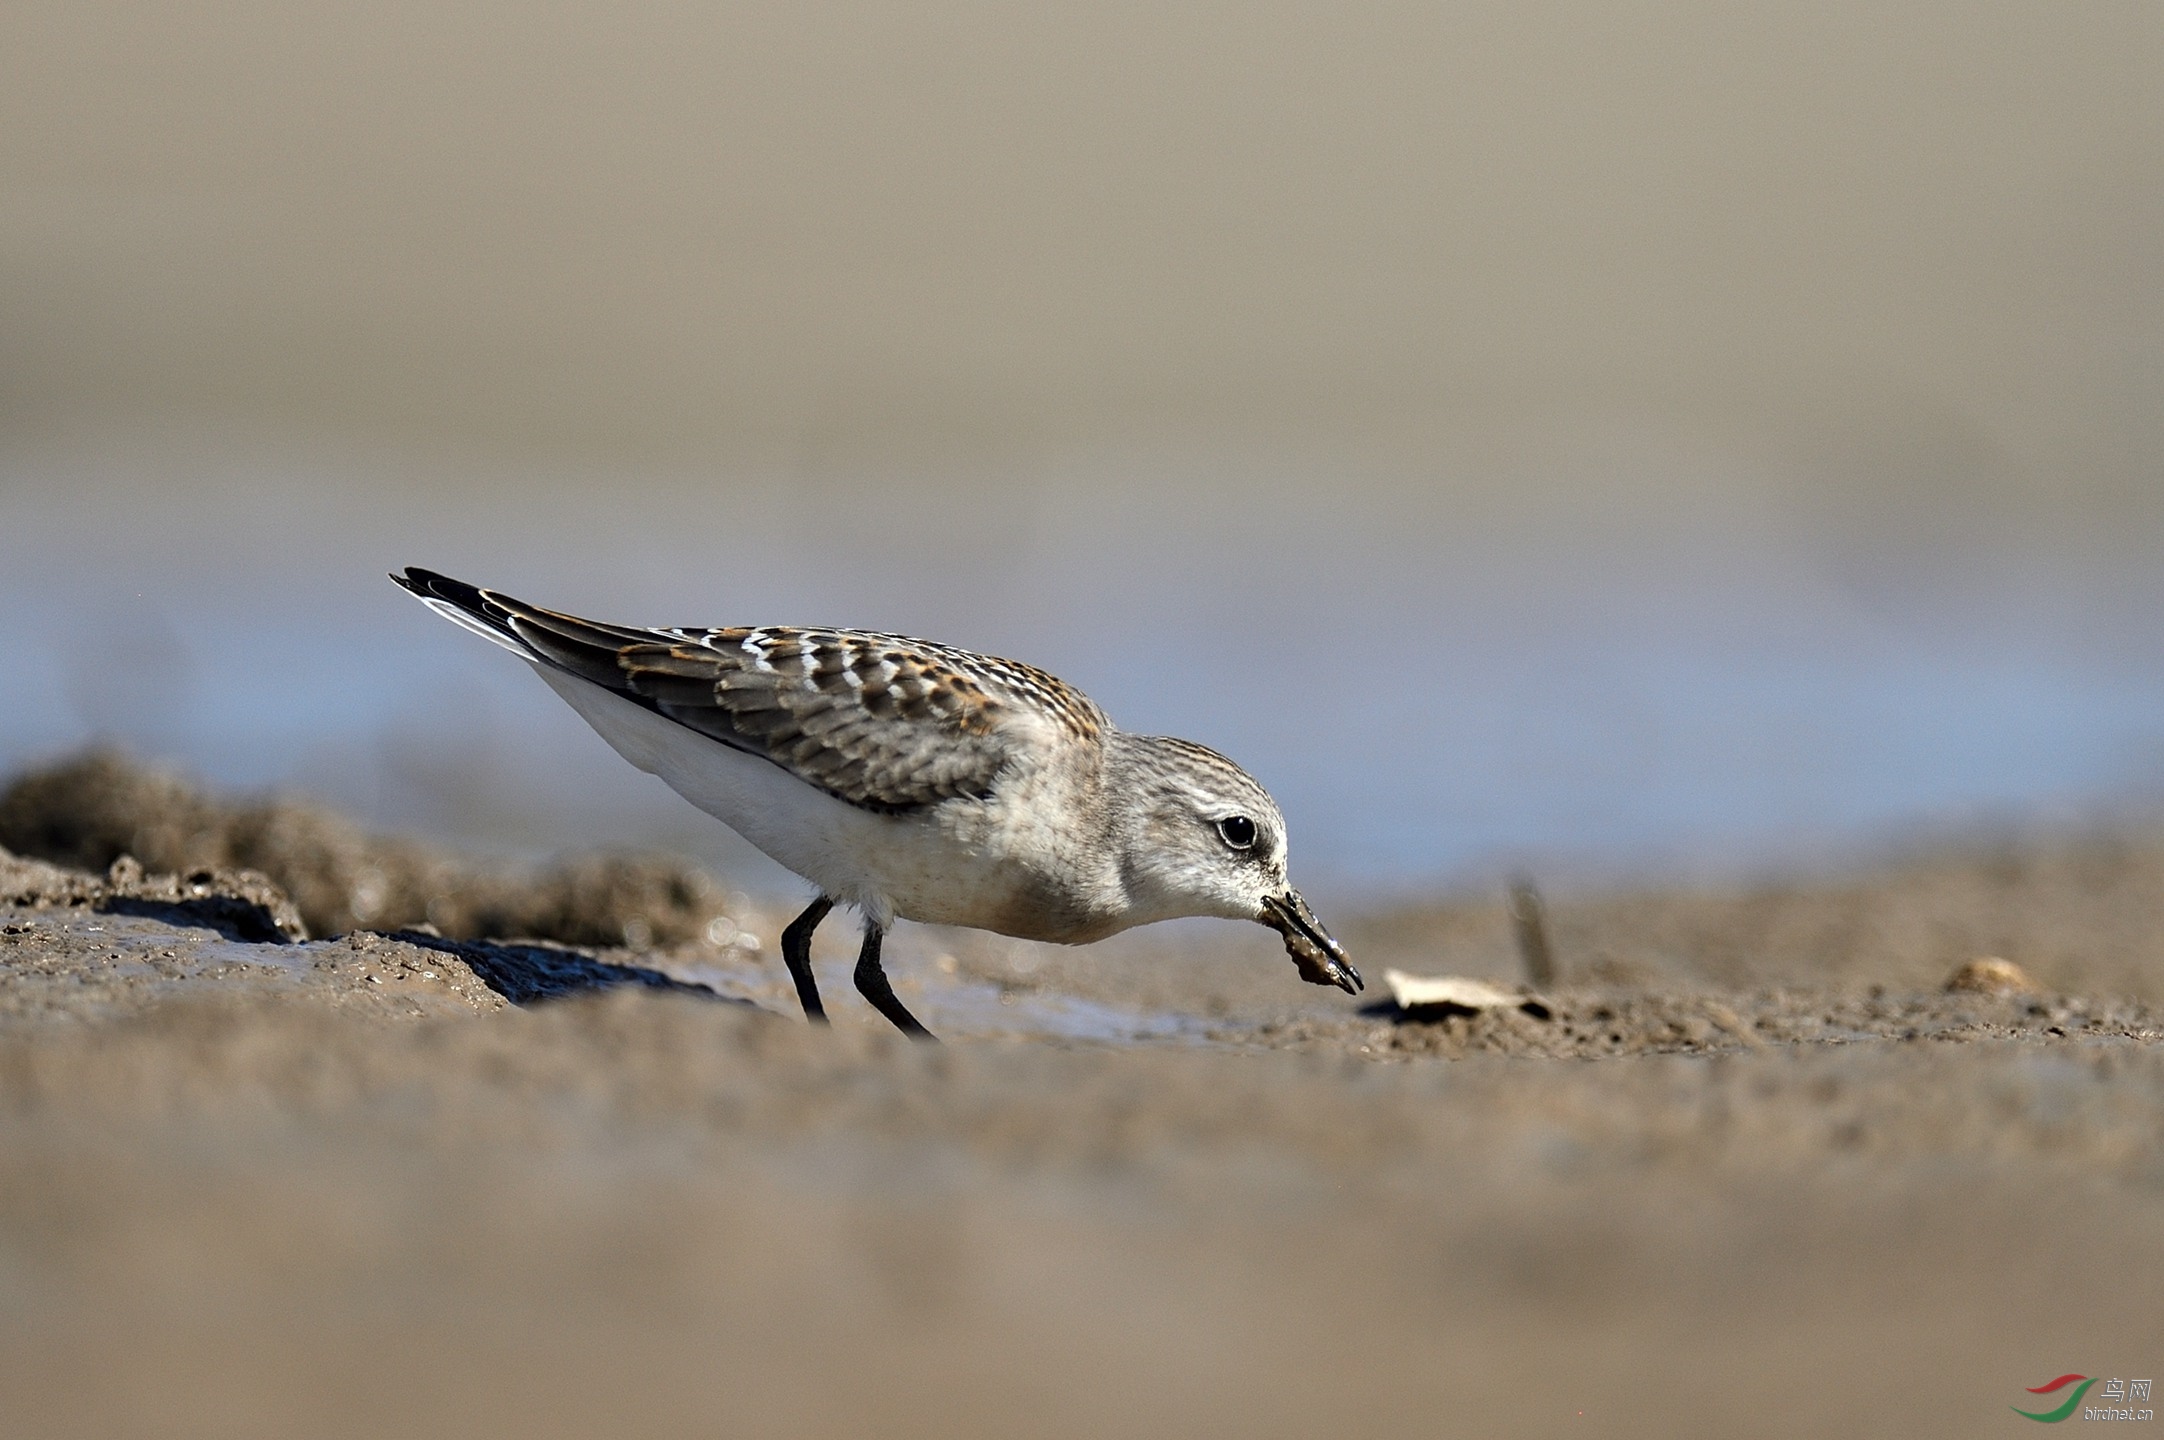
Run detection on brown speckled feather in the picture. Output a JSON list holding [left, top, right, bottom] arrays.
[[394, 569, 1106, 814]]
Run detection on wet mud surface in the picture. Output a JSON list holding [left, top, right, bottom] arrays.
[[2, 754, 2162, 1437]]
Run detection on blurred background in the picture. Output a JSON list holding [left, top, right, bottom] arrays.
[[2, 1, 2160, 901]]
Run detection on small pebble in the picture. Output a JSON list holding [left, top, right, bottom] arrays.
[[1944, 957, 2037, 995]]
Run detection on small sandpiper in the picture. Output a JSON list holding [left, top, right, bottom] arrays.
[[394, 568, 1358, 1038]]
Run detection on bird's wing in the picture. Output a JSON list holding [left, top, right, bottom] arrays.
[[394, 568, 1104, 813]]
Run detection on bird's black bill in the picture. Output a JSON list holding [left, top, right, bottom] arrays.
[[1260, 891, 1362, 994]]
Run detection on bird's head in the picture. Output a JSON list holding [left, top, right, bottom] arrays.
[[1107, 734, 1361, 994]]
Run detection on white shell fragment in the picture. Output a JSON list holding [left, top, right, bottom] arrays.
[[1383, 970, 1551, 1018]]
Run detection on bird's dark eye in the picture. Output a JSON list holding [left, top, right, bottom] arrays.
[[1216, 815, 1258, 850]]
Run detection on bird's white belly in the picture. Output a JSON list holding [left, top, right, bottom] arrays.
[[532, 665, 1033, 928]]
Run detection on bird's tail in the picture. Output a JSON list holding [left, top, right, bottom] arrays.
[[390, 567, 653, 692]]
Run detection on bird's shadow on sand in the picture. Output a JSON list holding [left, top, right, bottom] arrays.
[[1355, 998, 1555, 1024], [386, 930, 758, 1009]]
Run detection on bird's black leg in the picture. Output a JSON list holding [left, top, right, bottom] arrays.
[[854, 925, 936, 1042], [779, 896, 833, 1024]]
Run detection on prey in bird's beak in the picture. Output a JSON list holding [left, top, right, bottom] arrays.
[[1260, 891, 1362, 994]]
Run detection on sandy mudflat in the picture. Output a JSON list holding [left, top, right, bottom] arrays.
[[2, 755, 2161, 1438]]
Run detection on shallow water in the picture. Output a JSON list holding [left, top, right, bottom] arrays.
[[5, 430, 2164, 898]]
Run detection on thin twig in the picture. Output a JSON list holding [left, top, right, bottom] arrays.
[[1508, 878, 1557, 989]]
